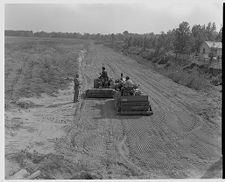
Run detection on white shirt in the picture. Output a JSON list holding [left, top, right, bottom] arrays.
[[124, 79, 134, 87], [121, 77, 126, 82]]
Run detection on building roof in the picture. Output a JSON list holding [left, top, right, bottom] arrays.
[[205, 41, 222, 49]]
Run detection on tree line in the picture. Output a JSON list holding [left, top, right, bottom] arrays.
[[118, 22, 222, 57], [5, 21, 222, 56]]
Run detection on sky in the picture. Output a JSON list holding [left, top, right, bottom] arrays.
[[4, 0, 223, 34]]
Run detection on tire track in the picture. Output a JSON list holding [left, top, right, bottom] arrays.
[[90, 45, 221, 178]]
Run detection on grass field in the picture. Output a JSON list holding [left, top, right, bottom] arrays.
[[5, 36, 89, 108]]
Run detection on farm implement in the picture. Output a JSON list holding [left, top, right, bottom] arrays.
[[114, 91, 153, 115], [85, 77, 114, 98], [113, 80, 153, 116]]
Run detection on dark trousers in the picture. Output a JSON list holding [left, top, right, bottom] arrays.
[[73, 87, 79, 102]]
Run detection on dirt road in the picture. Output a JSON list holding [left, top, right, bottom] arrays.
[[5, 43, 222, 179]]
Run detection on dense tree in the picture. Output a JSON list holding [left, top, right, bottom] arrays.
[[5, 30, 33, 37], [216, 27, 222, 41], [191, 24, 206, 54], [6, 21, 221, 57], [174, 22, 192, 55], [154, 32, 167, 55], [110, 33, 115, 47], [142, 36, 147, 50], [205, 22, 217, 41], [123, 31, 129, 36]]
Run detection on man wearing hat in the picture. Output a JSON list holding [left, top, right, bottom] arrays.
[[124, 76, 134, 88], [99, 66, 108, 87], [122, 76, 134, 96]]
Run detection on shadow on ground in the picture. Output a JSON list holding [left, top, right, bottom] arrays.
[[90, 99, 146, 120]]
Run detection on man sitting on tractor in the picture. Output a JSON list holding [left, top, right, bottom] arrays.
[[120, 73, 126, 82], [121, 76, 135, 96], [117, 73, 126, 91], [99, 66, 109, 87], [124, 76, 134, 87]]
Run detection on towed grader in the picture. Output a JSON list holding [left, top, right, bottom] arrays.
[[113, 80, 153, 116], [85, 74, 114, 98], [85, 74, 153, 116]]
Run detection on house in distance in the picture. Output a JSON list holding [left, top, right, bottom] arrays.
[[199, 41, 222, 61]]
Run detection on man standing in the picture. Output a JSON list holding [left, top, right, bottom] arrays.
[[73, 74, 81, 103]]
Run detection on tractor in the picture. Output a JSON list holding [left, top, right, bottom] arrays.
[[85, 74, 115, 98], [113, 79, 153, 115]]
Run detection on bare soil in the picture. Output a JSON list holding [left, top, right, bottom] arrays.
[[5, 42, 222, 179]]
